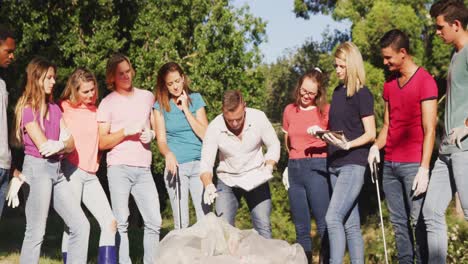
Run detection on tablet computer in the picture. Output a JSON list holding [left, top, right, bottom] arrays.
[[315, 130, 344, 139]]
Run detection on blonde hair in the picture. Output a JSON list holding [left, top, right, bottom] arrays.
[[105, 53, 135, 91], [334, 42, 366, 97], [13, 57, 56, 146], [61, 67, 98, 106]]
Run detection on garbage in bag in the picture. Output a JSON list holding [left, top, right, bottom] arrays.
[[155, 212, 307, 264]]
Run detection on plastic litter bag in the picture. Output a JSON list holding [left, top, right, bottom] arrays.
[[155, 213, 307, 264]]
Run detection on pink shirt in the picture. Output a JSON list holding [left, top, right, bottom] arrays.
[[61, 100, 100, 173], [383, 68, 438, 162], [282, 104, 329, 159], [97, 88, 154, 167], [22, 103, 62, 159]]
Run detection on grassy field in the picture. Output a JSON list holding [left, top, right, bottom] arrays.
[[1, 186, 467, 264]]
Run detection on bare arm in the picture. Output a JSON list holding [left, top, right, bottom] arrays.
[[200, 172, 213, 187], [420, 99, 437, 169], [24, 122, 48, 148], [60, 118, 74, 153], [98, 122, 126, 150], [154, 109, 172, 156], [349, 115, 376, 149], [374, 102, 389, 149], [183, 107, 208, 139], [283, 132, 290, 153]]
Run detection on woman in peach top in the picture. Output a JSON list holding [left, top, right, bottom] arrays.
[[60, 68, 116, 264]]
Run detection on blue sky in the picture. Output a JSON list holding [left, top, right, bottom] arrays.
[[231, 0, 350, 63]]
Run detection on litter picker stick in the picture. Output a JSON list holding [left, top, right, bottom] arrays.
[[372, 161, 389, 264], [175, 169, 182, 230]]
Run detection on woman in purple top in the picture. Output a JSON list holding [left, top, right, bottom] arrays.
[[12, 57, 90, 264]]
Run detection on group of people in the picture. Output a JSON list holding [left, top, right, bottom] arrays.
[[0, 0, 466, 263], [281, 1, 468, 264]]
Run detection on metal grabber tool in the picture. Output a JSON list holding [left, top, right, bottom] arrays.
[[372, 160, 389, 264]]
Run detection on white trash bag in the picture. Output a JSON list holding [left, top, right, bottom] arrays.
[[155, 213, 307, 264]]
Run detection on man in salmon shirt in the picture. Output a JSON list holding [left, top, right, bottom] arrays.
[[368, 29, 438, 263], [97, 53, 160, 264]]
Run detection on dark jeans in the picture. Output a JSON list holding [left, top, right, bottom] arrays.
[[0, 168, 9, 219], [288, 158, 330, 253], [216, 180, 272, 238], [382, 161, 427, 264]]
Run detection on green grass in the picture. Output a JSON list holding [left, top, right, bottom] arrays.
[[1, 186, 467, 264], [0, 206, 175, 264]]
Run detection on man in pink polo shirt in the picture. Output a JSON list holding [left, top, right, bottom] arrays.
[[368, 29, 438, 263], [97, 53, 160, 264]]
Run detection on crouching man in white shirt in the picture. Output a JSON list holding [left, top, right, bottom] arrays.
[[199, 90, 280, 238]]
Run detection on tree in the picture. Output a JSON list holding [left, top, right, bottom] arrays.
[[0, 0, 266, 115]]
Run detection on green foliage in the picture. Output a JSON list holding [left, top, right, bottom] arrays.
[[293, 0, 338, 18], [1, 0, 267, 184], [0, 0, 266, 113]]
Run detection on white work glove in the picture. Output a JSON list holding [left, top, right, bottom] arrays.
[[282, 167, 289, 190], [123, 123, 143, 136], [368, 145, 380, 173], [412, 167, 429, 197], [139, 128, 155, 144], [306, 125, 323, 136], [203, 183, 218, 205], [6, 174, 25, 208], [59, 127, 71, 142], [39, 140, 65, 157], [449, 125, 468, 149], [323, 133, 350, 150]]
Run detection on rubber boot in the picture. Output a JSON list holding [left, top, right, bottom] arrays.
[[62, 252, 67, 264], [98, 246, 117, 264]]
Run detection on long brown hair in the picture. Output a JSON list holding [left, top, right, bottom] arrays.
[[155, 62, 192, 112], [293, 68, 327, 119], [105, 53, 135, 91], [13, 57, 56, 145], [61, 67, 98, 106]]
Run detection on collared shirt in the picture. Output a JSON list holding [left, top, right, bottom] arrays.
[[200, 108, 280, 187]]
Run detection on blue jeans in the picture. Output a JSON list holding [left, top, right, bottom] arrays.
[[164, 160, 209, 229], [215, 179, 272, 238], [61, 160, 116, 253], [423, 151, 468, 264], [382, 161, 427, 264], [326, 165, 365, 264], [0, 167, 9, 219], [20, 155, 90, 264], [108, 165, 162, 264], [288, 158, 330, 253]]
